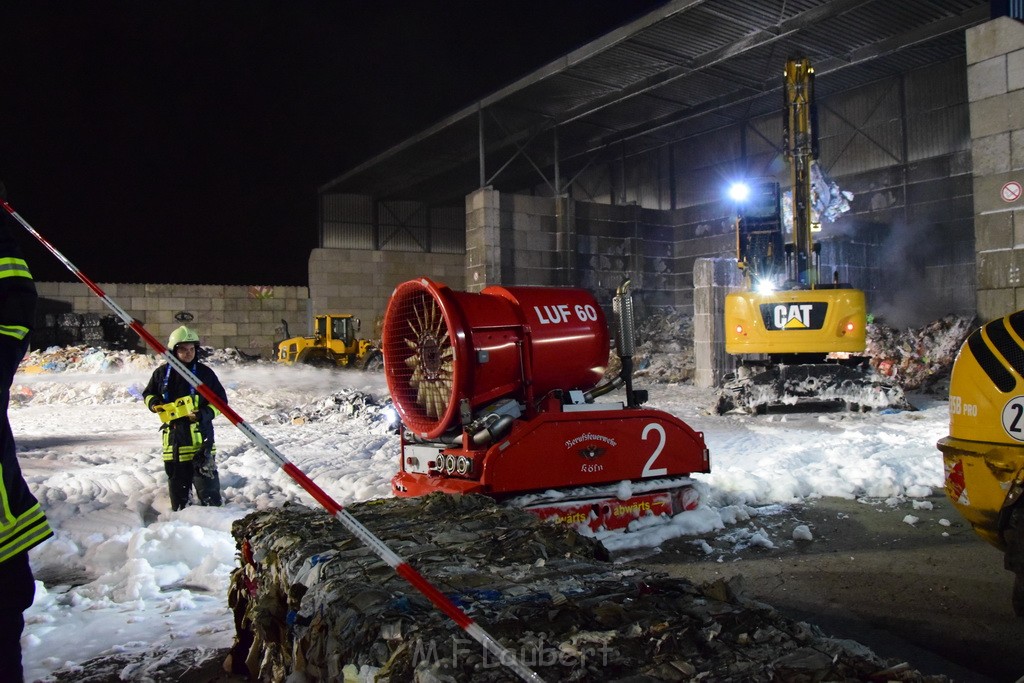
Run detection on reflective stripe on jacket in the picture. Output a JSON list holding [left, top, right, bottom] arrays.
[[0, 252, 34, 341], [142, 360, 227, 463], [0, 464, 53, 563], [158, 395, 218, 463]]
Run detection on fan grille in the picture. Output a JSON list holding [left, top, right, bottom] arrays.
[[383, 282, 456, 435]]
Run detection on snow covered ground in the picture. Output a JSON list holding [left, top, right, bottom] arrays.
[[10, 348, 950, 682]]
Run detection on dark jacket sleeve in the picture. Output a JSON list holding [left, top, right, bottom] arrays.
[[197, 364, 227, 415], [0, 221, 36, 342], [142, 364, 166, 411]]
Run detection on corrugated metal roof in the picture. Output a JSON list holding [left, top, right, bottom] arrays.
[[320, 0, 990, 205]]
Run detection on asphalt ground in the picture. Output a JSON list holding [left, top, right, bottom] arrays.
[[639, 494, 1024, 683]]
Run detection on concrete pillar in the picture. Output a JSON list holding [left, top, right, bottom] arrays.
[[465, 187, 502, 292], [967, 16, 1024, 321], [693, 257, 742, 389], [554, 195, 577, 286]]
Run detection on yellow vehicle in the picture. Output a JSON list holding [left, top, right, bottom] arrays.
[[276, 314, 383, 371], [724, 180, 867, 358], [717, 57, 905, 413], [937, 311, 1024, 615]]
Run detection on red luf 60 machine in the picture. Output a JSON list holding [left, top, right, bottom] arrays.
[[383, 277, 710, 532]]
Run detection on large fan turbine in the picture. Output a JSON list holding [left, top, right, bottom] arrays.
[[403, 294, 454, 418]]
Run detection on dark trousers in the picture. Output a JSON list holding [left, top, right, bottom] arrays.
[[1, 336, 35, 682], [0, 552, 35, 682], [164, 459, 222, 511]]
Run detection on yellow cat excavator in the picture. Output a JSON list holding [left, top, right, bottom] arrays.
[[716, 57, 907, 414]]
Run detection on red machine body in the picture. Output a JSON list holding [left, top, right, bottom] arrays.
[[383, 277, 710, 532]]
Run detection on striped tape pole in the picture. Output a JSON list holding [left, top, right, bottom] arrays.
[[2, 200, 544, 683]]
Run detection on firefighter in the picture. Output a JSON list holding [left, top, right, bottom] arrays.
[[0, 185, 53, 682], [143, 326, 228, 511]]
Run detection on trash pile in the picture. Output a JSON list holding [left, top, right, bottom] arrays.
[[12, 345, 268, 407], [227, 495, 947, 682], [607, 308, 696, 384], [865, 315, 977, 393], [18, 345, 160, 375], [252, 388, 397, 432], [17, 343, 261, 375]]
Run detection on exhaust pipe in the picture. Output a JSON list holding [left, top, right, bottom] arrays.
[[613, 279, 646, 408]]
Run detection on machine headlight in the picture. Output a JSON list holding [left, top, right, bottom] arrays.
[[728, 181, 751, 202]]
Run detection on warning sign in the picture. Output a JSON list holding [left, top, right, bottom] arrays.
[[1001, 181, 1022, 203]]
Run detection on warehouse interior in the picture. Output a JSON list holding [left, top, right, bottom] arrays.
[[311, 0, 1021, 351]]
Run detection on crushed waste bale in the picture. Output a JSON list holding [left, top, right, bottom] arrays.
[[227, 494, 948, 682]]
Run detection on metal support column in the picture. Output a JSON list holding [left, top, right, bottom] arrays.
[[478, 104, 486, 188]]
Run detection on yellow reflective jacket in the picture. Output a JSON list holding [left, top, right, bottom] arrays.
[[0, 219, 53, 563], [142, 361, 227, 463]]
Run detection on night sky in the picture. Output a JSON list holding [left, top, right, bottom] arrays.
[[0, 1, 665, 286]]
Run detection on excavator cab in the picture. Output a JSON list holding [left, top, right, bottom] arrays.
[[937, 311, 1024, 616], [735, 180, 786, 289]]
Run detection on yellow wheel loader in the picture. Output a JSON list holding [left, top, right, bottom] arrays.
[[937, 311, 1024, 616], [276, 314, 383, 371]]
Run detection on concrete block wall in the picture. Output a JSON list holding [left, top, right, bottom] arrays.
[[465, 187, 503, 292], [826, 152, 976, 325], [692, 257, 742, 389], [468, 187, 738, 317], [307, 247, 464, 337], [968, 16, 1024, 322], [502, 192, 560, 286], [575, 201, 644, 305], [35, 281, 308, 358], [576, 200, 735, 315], [652, 203, 736, 314]]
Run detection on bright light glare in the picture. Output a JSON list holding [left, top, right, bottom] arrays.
[[754, 279, 776, 294], [728, 182, 751, 202]]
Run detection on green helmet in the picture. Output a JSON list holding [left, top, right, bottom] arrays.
[[168, 325, 200, 350]]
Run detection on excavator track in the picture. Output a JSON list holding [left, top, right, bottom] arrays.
[[714, 362, 912, 414]]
